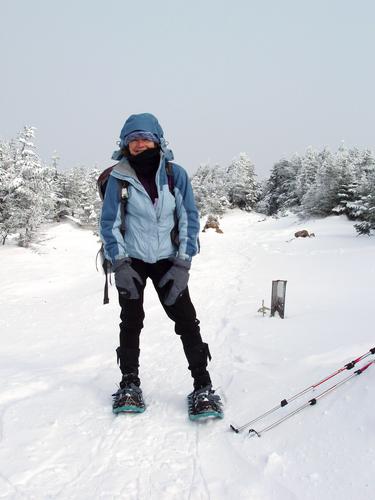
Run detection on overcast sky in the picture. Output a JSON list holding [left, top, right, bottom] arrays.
[[1, 0, 375, 177]]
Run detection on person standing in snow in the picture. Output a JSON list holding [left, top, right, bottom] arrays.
[[100, 113, 222, 419]]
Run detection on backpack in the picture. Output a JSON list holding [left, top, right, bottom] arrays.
[[97, 162, 175, 304]]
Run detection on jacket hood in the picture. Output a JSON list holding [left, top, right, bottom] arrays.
[[112, 113, 174, 161]]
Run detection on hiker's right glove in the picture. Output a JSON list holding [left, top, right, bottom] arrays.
[[112, 258, 143, 300], [158, 258, 191, 306]]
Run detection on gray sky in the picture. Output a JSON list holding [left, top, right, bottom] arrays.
[[2, 0, 375, 178]]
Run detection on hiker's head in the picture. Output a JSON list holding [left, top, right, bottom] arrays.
[[112, 113, 174, 161], [120, 113, 163, 147]]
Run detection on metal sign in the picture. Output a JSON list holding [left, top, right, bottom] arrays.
[[271, 280, 287, 318]]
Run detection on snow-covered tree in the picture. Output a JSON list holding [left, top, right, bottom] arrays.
[[294, 147, 321, 204], [332, 180, 359, 218], [331, 147, 360, 218], [56, 166, 101, 225], [301, 149, 340, 216], [226, 153, 258, 211], [191, 163, 229, 217], [0, 139, 19, 244], [0, 127, 54, 245], [351, 163, 375, 234], [258, 158, 300, 215]]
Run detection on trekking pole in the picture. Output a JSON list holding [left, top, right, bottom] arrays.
[[230, 346, 375, 433], [248, 360, 375, 438]]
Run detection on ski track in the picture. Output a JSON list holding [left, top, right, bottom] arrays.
[[1, 215, 375, 499]]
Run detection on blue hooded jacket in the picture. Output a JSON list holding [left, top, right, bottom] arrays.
[[100, 113, 200, 264]]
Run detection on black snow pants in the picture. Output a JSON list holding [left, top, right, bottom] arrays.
[[116, 258, 212, 390]]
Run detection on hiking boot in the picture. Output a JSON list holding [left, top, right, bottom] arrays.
[[187, 384, 223, 420], [120, 372, 140, 389], [112, 373, 145, 414]]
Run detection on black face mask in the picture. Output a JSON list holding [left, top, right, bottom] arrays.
[[127, 147, 160, 177]]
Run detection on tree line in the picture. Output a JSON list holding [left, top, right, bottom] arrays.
[[1, 127, 374, 246], [258, 145, 375, 235], [0, 127, 100, 245]]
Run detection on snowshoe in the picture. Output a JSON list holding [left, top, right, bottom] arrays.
[[112, 375, 145, 414], [187, 385, 223, 421]]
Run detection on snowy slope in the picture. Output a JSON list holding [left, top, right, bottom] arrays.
[[0, 212, 374, 500]]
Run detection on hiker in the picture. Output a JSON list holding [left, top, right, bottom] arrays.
[[99, 113, 222, 419]]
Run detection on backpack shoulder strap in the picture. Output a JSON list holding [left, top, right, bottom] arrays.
[[118, 179, 129, 235], [97, 164, 118, 201], [165, 162, 175, 195]]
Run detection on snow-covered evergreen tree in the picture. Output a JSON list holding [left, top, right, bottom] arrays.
[[331, 146, 360, 218], [16, 127, 55, 245], [301, 148, 339, 216], [333, 180, 359, 218], [294, 147, 320, 205], [258, 158, 300, 215], [0, 127, 54, 245], [226, 153, 258, 211], [351, 159, 375, 234], [56, 166, 101, 225], [0, 139, 18, 244], [81, 168, 101, 224], [191, 163, 229, 217]]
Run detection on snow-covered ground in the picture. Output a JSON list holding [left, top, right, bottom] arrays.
[[0, 211, 374, 500]]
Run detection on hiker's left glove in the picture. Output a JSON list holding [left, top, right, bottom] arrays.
[[158, 258, 191, 306], [112, 258, 143, 300]]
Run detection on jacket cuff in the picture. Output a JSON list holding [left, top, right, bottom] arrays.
[[177, 252, 192, 262], [173, 257, 191, 269]]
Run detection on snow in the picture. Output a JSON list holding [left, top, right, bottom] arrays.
[[1, 211, 374, 499]]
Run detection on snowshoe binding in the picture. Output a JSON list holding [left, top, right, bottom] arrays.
[[187, 385, 223, 421], [112, 373, 145, 414]]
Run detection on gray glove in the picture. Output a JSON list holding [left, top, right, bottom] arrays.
[[158, 258, 191, 306], [112, 258, 143, 300]]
